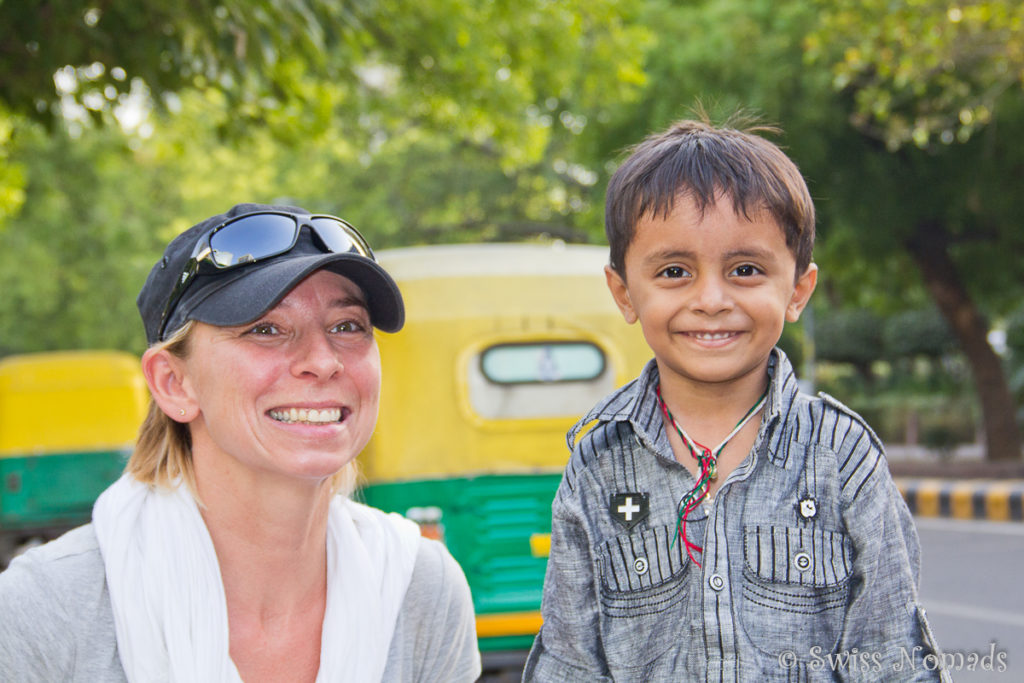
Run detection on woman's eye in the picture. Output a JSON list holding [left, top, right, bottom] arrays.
[[245, 322, 279, 336], [658, 265, 689, 279], [732, 264, 761, 277], [332, 320, 367, 334]]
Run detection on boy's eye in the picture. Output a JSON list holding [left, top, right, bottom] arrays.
[[731, 264, 761, 277], [658, 265, 690, 279]]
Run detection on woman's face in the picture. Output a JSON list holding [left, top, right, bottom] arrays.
[[181, 269, 381, 487]]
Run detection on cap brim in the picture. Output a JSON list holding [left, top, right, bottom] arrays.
[[185, 252, 404, 333]]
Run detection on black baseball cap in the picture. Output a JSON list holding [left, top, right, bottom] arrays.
[[137, 203, 404, 344]]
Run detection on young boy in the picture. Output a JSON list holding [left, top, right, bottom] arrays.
[[523, 118, 947, 681]]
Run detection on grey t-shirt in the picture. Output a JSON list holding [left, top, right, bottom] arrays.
[[0, 524, 481, 682]]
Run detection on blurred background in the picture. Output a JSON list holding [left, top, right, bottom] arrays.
[[1, 1, 1022, 680]]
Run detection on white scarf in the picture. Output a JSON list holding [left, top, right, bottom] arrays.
[[93, 474, 421, 682]]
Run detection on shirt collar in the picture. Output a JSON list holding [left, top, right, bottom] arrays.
[[628, 360, 672, 457], [762, 348, 802, 467], [568, 348, 802, 467]]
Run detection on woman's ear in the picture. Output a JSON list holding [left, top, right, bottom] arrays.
[[786, 263, 818, 323], [141, 347, 197, 423], [605, 265, 638, 324]]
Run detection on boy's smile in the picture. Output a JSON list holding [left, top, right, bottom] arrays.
[[606, 194, 817, 399]]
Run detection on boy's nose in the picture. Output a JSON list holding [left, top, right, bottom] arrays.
[[689, 275, 733, 315]]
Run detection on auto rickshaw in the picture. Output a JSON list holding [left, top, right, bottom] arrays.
[[0, 350, 148, 563], [360, 242, 651, 665]]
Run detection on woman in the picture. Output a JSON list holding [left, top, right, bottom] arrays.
[[0, 203, 481, 682]]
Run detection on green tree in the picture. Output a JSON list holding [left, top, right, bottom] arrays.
[[1, 0, 348, 124], [592, 0, 1022, 461], [808, 0, 1024, 151], [814, 309, 885, 383], [2, 0, 1021, 461], [0, 1, 650, 352], [0, 121, 177, 353], [806, 0, 1024, 461]]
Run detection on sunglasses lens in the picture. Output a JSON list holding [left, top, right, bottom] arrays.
[[209, 214, 298, 267], [310, 217, 372, 257]]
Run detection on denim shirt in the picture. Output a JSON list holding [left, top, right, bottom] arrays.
[[524, 350, 947, 682]]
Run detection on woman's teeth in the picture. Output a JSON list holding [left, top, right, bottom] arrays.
[[269, 408, 342, 424]]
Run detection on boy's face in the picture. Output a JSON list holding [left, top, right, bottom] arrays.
[[605, 194, 816, 393]]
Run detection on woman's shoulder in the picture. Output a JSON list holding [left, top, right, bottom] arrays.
[[387, 537, 481, 681], [0, 525, 122, 681], [0, 524, 107, 600], [407, 536, 470, 596]]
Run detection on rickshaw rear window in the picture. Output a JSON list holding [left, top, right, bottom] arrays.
[[480, 342, 606, 384]]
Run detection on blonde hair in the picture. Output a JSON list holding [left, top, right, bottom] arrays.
[[127, 320, 359, 498]]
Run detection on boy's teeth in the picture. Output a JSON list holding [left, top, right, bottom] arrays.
[[269, 408, 342, 424], [695, 332, 731, 340]]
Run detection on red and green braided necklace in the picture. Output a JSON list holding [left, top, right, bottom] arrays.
[[656, 383, 768, 568]]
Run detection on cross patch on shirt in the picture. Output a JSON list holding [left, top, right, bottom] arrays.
[[610, 492, 649, 529]]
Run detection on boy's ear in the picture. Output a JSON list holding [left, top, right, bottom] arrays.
[[786, 263, 818, 323], [141, 346, 198, 423], [605, 265, 638, 324]]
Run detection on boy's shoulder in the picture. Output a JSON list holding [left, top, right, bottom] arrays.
[[567, 379, 640, 444], [761, 348, 884, 458], [560, 361, 661, 489], [566, 358, 661, 447], [771, 386, 891, 503], [808, 390, 886, 455]]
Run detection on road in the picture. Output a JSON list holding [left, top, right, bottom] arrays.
[[917, 517, 1024, 682]]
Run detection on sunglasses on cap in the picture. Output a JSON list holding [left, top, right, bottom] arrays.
[[158, 211, 375, 341]]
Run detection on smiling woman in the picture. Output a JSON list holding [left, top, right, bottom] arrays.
[[0, 203, 481, 683]]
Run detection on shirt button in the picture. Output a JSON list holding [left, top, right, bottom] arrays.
[[633, 557, 649, 575], [793, 551, 812, 572], [708, 573, 726, 591]]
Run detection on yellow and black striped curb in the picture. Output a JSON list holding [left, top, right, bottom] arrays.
[[894, 478, 1024, 522]]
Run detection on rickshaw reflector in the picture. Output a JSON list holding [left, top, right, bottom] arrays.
[[530, 533, 551, 558]]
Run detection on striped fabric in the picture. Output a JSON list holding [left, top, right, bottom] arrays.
[[525, 349, 950, 682]]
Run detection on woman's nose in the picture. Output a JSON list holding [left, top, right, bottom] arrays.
[[291, 331, 343, 379]]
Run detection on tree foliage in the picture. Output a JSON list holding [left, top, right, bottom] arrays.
[[0, 0, 650, 353], [0, 0, 1021, 458], [0, 121, 176, 353], [807, 0, 1024, 150], [1, 0, 329, 132], [815, 309, 885, 368], [882, 308, 958, 359], [804, 0, 1024, 459]]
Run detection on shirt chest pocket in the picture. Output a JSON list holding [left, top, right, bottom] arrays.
[[595, 525, 694, 668], [741, 525, 853, 658]]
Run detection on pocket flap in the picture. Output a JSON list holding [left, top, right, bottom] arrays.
[[598, 524, 690, 594], [743, 525, 851, 587]]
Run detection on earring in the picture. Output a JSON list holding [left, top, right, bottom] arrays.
[[179, 408, 186, 417]]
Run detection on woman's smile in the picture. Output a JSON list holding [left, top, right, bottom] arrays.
[[268, 405, 348, 425]]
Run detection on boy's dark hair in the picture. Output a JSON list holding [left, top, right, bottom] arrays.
[[605, 115, 815, 279]]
